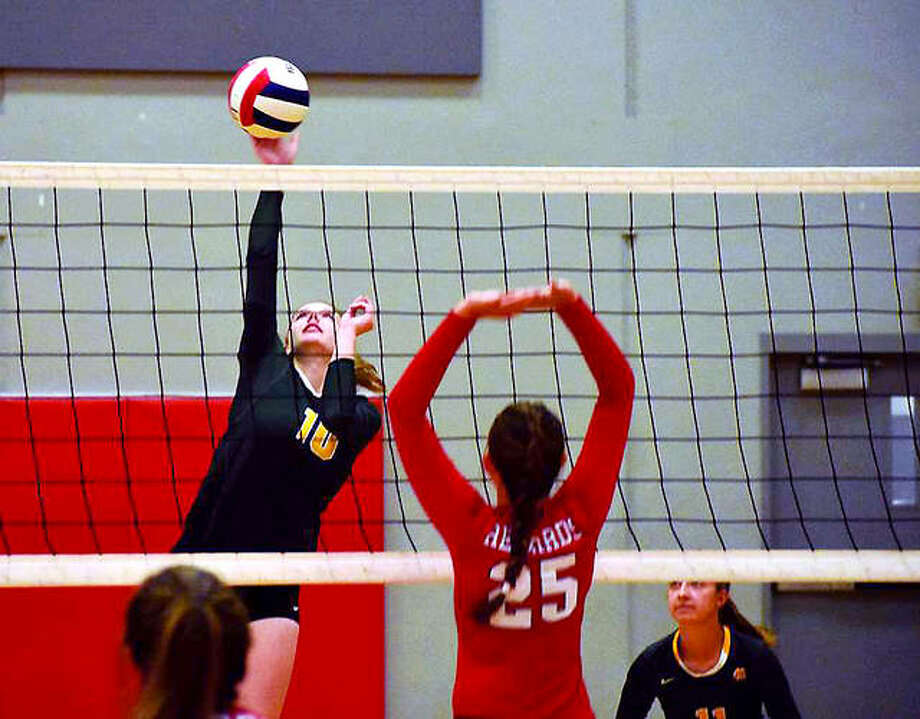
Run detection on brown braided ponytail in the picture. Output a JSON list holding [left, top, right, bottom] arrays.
[[473, 402, 565, 624]]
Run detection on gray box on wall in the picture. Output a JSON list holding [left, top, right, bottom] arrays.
[[1, 0, 481, 76]]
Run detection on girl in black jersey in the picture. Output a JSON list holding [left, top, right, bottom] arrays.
[[615, 582, 801, 719], [173, 134, 382, 718]]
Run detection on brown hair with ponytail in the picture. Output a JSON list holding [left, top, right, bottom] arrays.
[[352, 353, 384, 394], [715, 582, 777, 647], [473, 401, 565, 624], [124, 566, 250, 719]]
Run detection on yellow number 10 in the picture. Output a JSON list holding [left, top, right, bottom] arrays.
[[295, 407, 339, 460]]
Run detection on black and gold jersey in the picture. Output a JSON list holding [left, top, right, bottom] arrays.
[[615, 627, 801, 719], [174, 191, 380, 553]]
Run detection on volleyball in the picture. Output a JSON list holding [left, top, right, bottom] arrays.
[[228, 56, 310, 138]]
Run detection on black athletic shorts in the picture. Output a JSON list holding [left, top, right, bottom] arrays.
[[234, 584, 300, 623]]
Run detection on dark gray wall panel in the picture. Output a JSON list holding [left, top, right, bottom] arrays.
[[1, 1, 481, 76]]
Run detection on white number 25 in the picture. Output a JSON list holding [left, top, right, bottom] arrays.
[[487, 553, 578, 629]]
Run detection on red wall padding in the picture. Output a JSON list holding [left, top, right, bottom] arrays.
[[0, 396, 384, 718]]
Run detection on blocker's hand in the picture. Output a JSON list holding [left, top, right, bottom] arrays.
[[525, 279, 578, 311], [453, 279, 577, 319]]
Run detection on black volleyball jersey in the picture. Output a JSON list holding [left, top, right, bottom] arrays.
[[174, 191, 381, 553], [615, 627, 801, 719]]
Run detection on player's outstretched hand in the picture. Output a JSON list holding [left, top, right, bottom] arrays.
[[251, 132, 300, 165], [527, 279, 578, 311], [453, 279, 578, 319], [338, 295, 376, 337]]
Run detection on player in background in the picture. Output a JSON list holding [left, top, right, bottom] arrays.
[[173, 133, 382, 718], [615, 581, 801, 719], [387, 281, 634, 718], [124, 565, 266, 719]]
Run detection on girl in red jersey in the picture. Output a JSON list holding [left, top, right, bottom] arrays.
[[388, 281, 634, 719], [124, 565, 267, 719]]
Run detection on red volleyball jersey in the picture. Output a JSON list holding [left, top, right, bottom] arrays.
[[389, 297, 634, 719]]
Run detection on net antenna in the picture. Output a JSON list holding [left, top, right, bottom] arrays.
[[2, 162, 920, 586]]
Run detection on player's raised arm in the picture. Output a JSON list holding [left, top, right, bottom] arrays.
[[552, 287, 635, 528], [238, 134, 299, 361], [386, 299, 482, 542]]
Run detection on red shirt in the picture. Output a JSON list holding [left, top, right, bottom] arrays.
[[388, 297, 634, 718]]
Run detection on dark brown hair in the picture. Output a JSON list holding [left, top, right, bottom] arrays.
[[716, 582, 777, 647], [124, 566, 250, 719], [473, 401, 565, 624]]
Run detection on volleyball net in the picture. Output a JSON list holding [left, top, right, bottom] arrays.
[[2, 162, 920, 586]]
